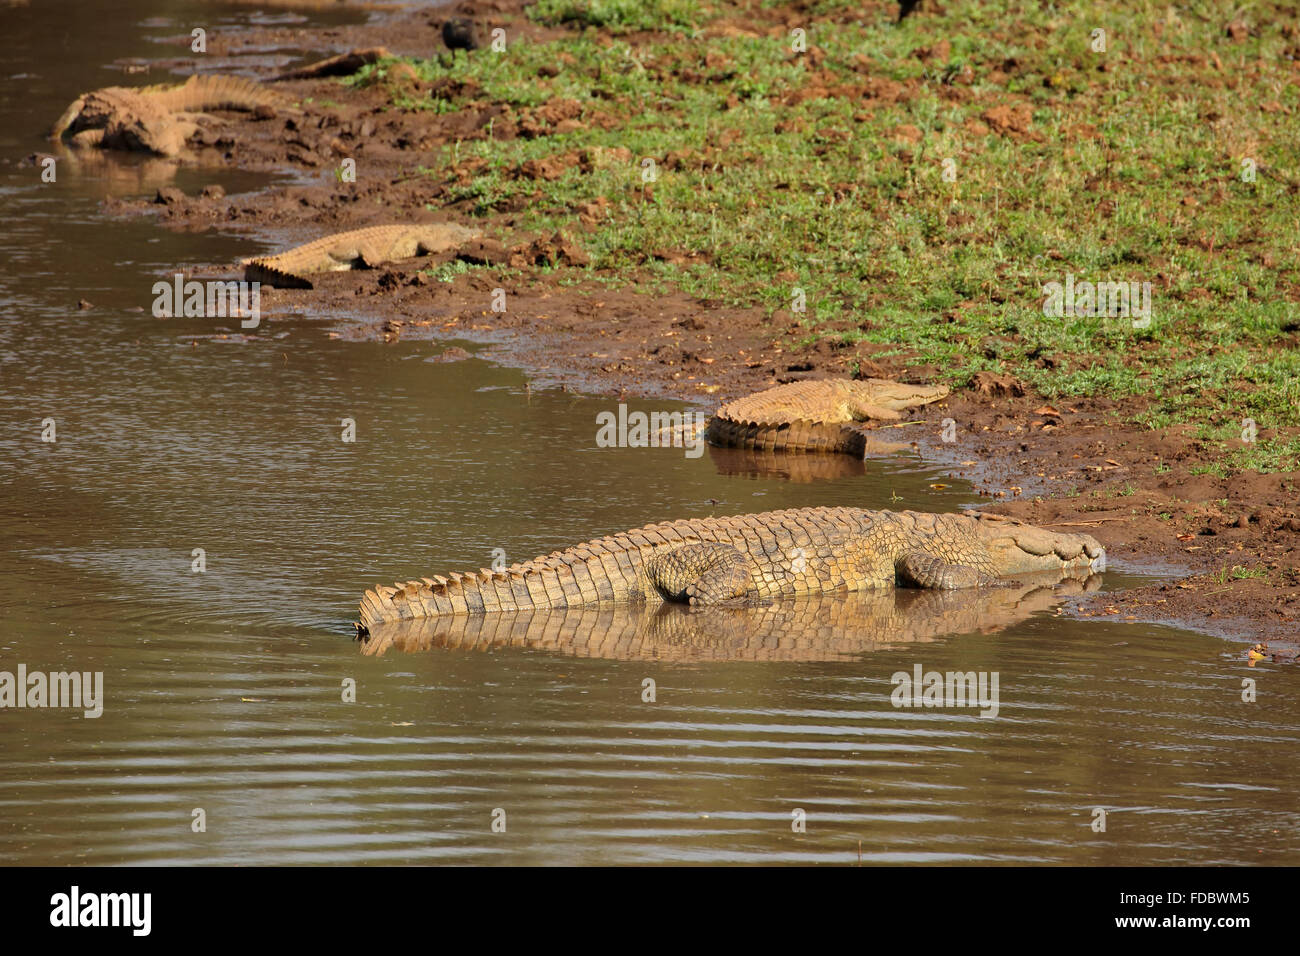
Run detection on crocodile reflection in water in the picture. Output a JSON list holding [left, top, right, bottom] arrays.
[[359, 570, 1101, 662], [705, 442, 916, 484]]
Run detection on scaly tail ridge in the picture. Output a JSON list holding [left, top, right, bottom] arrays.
[[359, 566, 546, 632], [152, 74, 282, 112]]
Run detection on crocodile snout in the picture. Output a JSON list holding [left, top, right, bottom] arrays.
[[982, 525, 1105, 577]]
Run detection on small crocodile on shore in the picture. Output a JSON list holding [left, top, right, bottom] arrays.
[[703, 379, 949, 454], [50, 74, 283, 157], [356, 507, 1104, 635], [241, 223, 482, 288]]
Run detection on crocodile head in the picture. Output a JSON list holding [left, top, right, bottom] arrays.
[[57, 89, 193, 156], [974, 514, 1105, 577], [845, 379, 950, 416]]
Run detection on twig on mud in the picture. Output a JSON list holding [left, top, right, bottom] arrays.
[[1043, 518, 1128, 527]]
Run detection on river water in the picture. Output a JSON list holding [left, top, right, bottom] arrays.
[[1, 0, 1296, 866]]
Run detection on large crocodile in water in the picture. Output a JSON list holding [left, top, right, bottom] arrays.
[[703, 379, 949, 454], [242, 223, 482, 288], [50, 74, 284, 157], [355, 508, 1104, 635]]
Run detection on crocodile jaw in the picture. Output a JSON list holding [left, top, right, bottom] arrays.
[[982, 528, 1105, 578]]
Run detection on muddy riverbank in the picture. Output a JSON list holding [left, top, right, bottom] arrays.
[[51, 0, 1300, 643]]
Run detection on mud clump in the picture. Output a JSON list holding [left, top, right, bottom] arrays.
[[510, 232, 589, 268], [970, 372, 1025, 397]]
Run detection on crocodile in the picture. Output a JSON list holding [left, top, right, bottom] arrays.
[[273, 47, 392, 82], [360, 575, 1099, 662], [241, 223, 482, 289], [50, 74, 283, 157], [702, 379, 949, 455], [355, 507, 1104, 636]]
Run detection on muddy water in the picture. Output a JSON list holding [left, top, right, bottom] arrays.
[[3, 1, 1299, 867]]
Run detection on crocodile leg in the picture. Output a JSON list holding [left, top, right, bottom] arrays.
[[646, 543, 756, 605], [50, 95, 89, 141], [354, 241, 393, 269], [847, 400, 904, 421], [896, 552, 998, 589], [68, 129, 106, 148]]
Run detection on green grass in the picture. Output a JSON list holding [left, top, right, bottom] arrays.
[[529, 0, 702, 32], [424, 259, 479, 283], [1214, 564, 1270, 584], [356, 0, 1300, 470]]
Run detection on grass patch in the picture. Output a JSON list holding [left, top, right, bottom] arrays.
[[529, 0, 702, 33], [424, 259, 480, 283], [1214, 564, 1270, 584]]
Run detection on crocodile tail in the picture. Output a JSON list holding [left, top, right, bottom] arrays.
[[357, 567, 538, 634], [242, 258, 313, 290], [839, 422, 917, 457], [152, 74, 281, 112]]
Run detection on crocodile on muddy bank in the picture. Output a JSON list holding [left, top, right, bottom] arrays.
[[699, 379, 949, 455], [356, 507, 1104, 635], [241, 223, 483, 288], [50, 74, 284, 157]]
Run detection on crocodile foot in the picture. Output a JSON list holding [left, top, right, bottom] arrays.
[[647, 543, 756, 606]]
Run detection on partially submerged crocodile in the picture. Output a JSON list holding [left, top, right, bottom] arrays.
[[242, 223, 482, 288], [356, 507, 1104, 635], [703, 379, 949, 454], [50, 74, 282, 157]]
